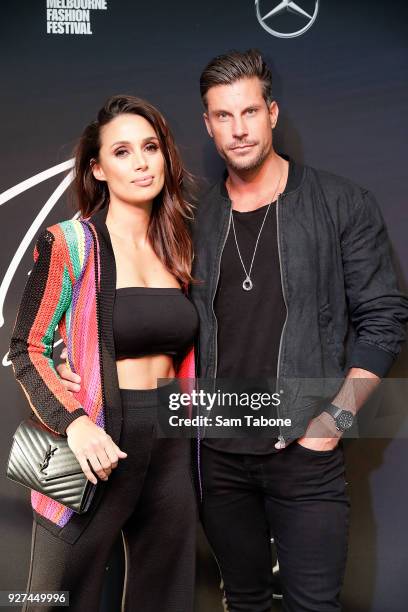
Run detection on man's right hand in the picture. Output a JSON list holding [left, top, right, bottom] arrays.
[[57, 347, 82, 394]]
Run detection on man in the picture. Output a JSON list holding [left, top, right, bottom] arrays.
[[58, 50, 407, 611], [190, 48, 408, 611]]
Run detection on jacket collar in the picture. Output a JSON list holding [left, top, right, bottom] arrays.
[[86, 204, 123, 445], [219, 153, 305, 201]]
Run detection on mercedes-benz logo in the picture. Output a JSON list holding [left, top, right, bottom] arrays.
[[255, 1, 319, 39]]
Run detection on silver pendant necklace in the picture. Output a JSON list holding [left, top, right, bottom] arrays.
[[231, 203, 272, 291], [230, 170, 284, 291]]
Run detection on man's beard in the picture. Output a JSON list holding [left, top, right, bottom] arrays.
[[224, 141, 270, 172]]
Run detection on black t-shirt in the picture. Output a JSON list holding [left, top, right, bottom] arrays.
[[203, 160, 298, 454]]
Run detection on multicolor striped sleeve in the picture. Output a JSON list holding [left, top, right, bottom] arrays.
[[9, 226, 88, 435]]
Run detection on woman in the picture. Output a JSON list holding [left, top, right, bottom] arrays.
[[9, 94, 199, 611]]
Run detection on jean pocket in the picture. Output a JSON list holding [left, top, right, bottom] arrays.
[[293, 440, 340, 456]]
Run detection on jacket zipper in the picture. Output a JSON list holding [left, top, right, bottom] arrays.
[[212, 207, 232, 379], [197, 207, 231, 502], [276, 194, 287, 446], [194, 334, 203, 500]]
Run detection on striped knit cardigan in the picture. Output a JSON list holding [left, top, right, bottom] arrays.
[[9, 210, 195, 542]]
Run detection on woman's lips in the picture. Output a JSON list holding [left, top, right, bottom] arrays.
[[131, 176, 154, 186]]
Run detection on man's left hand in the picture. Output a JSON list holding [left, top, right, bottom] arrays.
[[275, 411, 342, 451], [297, 411, 342, 451]]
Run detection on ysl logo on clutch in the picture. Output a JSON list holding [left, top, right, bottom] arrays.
[[39, 444, 57, 474]]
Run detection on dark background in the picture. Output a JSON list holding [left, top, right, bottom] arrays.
[[0, 1, 407, 610]]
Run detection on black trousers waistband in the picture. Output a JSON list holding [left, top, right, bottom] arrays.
[[120, 379, 181, 408]]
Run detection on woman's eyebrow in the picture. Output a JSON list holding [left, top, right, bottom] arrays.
[[110, 136, 159, 149], [110, 140, 130, 149]]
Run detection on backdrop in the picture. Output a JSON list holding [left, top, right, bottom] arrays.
[[1, 1, 407, 611]]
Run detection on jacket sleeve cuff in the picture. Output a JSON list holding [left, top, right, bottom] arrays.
[[58, 408, 88, 436], [348, 342, 395, 378]]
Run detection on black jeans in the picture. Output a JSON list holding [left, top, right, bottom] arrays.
[[23, 385, 197, 612], [200, 440, 350, 612]]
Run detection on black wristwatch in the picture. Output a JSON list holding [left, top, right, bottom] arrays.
[[323, 403, 354, 432]]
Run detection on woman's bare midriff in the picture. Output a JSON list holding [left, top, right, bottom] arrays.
[[116, 354, 176, 389]]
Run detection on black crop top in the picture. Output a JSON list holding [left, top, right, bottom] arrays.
[[113, 287, 199, 360]]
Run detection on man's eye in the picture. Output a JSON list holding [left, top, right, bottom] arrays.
[[217, 112, 228, 119], [246, 108, 257, 115]]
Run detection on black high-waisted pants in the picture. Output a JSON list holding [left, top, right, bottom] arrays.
[[23, 385, 197, 612]]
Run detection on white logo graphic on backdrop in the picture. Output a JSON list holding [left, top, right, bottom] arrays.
[[255, 1, 319, 38], [46, 0, 108, 36], [0, 161, 77, 366]]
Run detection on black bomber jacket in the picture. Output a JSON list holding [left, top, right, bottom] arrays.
[[190, 158, 408, 444]]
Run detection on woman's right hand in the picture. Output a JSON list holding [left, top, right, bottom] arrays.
[[66, 415, 127, 485]]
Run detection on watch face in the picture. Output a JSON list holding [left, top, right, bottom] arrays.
[[336, 411, 354, 430]]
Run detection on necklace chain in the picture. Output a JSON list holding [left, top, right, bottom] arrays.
[[230, 170, 284, 291]]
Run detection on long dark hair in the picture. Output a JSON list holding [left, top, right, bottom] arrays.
[[71, 94, 195, 288]]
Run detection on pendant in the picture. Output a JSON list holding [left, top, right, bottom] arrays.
[[242, 277, 253, 291]]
